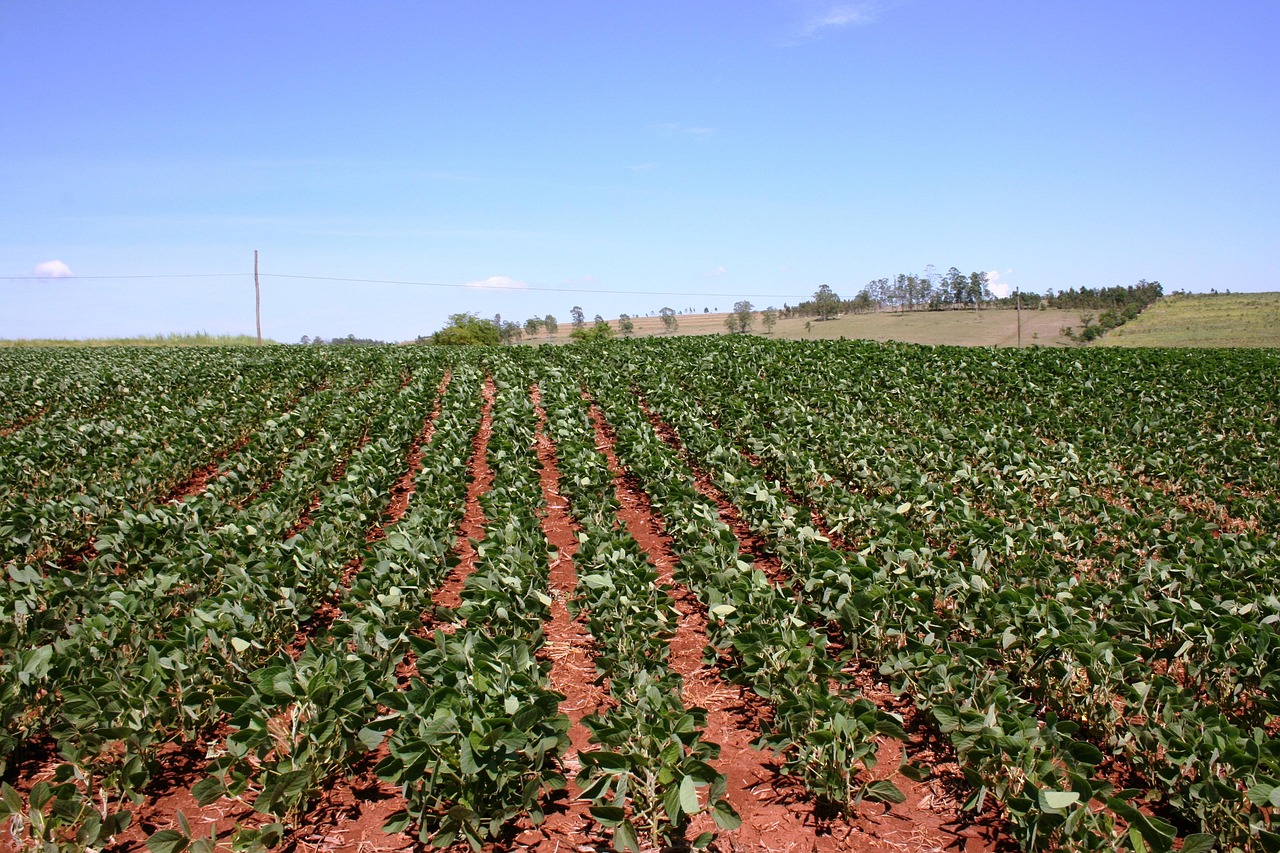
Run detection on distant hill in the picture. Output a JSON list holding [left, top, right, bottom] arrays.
[[534, 307, 1079, 347], [1095, 292, 1280, 348], [524, 293, 1280, 349]]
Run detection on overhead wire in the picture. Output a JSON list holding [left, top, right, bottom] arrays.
[[2, 270, 808, 300]]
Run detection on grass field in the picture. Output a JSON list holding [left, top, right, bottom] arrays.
[[1095, 292, 1280, 347], [536, 307, 1081, 347]]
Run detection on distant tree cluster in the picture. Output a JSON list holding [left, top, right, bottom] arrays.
[[300, 334, 390, 346], [420, 313, 501, 346], [784, 272, 1162, 324], [1058, 280, 1163, 342], [569, 316, 615, 342], [1041, 280, 1163, 312]]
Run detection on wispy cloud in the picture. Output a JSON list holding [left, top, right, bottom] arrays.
[[33, 260, 74, 278], [628, 163, 656, 172], [705, 265, 728, 277], [805, 3, 876, 32], [464, 275, 527, 290], [790, 1, 896, 41]]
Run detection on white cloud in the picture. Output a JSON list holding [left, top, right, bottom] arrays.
[[628, 163, 655, 172], [705, 265, 727, 277], [464, 275, 527, 290], [33, 260, 74, 278], [986, 269, 1013, 299]]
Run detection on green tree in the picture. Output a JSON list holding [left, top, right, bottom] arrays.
[[727, 300, 754, 333], [659, 307, 678, 334], [524, 317, 543, 337], [570, 323, 615, 342], [500, 320, 523, 344], [813, 284, 841, 321], [428, 313, 501, 346], [570, 306, 586, 329], [544, 314, 559, 338], [944, 267, 967, 307], [618, 314, 635, 336], [968, 271, 990, 311], [761, 306, 778, 334]]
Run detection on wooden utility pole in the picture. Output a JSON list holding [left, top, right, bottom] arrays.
[[1013, 286, 1024, 348], [254, 249, 262, 346]]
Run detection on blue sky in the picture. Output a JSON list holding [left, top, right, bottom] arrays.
[[2, 1, 1277, 341]]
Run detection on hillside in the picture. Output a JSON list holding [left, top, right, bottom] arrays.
[[1095, 292, 1280, 347], [531, 293, 1280, 349], [535, 307, 1081, 347]]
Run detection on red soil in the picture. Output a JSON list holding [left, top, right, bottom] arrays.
[[94, 381, 460, 853], [622, 397, 1013, 852], [512, 384, 611, 852], [430, 376, 497, 614], [0, 406, 49, 438]]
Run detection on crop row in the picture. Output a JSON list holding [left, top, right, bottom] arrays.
[[0, 340, 1275, 853]]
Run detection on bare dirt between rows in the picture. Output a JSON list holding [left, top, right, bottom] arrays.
[[505, 385, 611, 852], [430, 375, 497, 615], [0, 406, 49, 437], [624, 393, 1013, 852], [163, 432, 254, 505], [287, 372, 452, 659], [55, 379, 457, 853], [589, 400, 845, 851]]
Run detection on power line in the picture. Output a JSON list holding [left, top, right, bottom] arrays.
[[2, 269, 809, 300], [0, 273, 243, 280]]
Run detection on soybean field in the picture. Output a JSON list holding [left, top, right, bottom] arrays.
[[0, 338, 1277, 853]]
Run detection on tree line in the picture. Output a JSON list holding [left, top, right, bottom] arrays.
[[784, 272, 1162, 319], [418, 278, 1163, 346]]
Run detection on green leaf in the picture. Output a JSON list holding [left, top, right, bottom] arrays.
[[0, 783, 21, 813], [590, 805, 626, 827], [1041, 790, 1080, 810], [613, 821, 640, 853], [1179, 834, 1215, 853], [1066, 740, 1104, 765], [900, 763, 930, 782], [712, 799, 741, 830], [357, 727, 386, 751], [865, 779, 906, 804], [147, 830, 190, 853], [582, 750, 631, 772], [1247, 781, 1278, 807], [190, 777, 225, 807], [679, 774, 700, 815]]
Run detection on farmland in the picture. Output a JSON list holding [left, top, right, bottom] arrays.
[[0, 339, 1277, 853]]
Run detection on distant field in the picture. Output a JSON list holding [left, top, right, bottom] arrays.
[[536, 293, 1280, 349], [538, 307, 1079, 347], [1096, 292, 1280, 348], [0, 333, 273, 347]]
